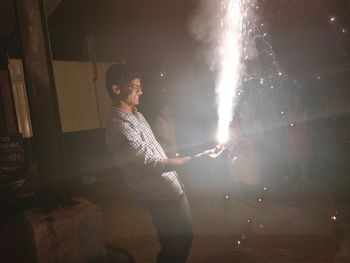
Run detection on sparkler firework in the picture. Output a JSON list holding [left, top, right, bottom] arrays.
[[216, 0, 256, 144]]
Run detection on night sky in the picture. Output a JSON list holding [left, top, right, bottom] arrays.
[[48, 0, 350, 77]]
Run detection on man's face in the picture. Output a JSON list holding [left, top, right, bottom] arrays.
[[122, 78, 142, 107]]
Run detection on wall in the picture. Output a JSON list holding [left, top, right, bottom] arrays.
[[8, 59, 116, 176], [8, 59, 113, 135]]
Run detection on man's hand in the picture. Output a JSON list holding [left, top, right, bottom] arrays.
[[195, 145, 226, 159], [164, 145, 226, 170]]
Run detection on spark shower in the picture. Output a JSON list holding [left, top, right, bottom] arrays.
[[216, 0, 256, 144]]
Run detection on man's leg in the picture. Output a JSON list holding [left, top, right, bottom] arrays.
[[146, 194, 193, 263]]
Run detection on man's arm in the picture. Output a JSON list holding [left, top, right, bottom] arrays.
[[163, 156, 193, 170], [108, 120, 224, 174], [164, 146, 225, 170]]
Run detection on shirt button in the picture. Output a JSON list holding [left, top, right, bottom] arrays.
[[140, 132, 145, 141]]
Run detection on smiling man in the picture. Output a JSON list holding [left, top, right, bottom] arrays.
[[105, 64, 222, 263]]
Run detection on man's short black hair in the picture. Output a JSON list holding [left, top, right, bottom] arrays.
[[105, 64, 141, 98]]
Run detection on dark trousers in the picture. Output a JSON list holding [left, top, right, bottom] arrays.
[[145, 194, 193, 263]]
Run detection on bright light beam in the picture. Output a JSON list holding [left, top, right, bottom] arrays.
[[216, 0, 246, 144]]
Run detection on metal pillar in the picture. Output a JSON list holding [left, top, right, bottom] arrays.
[[15, 0, 65, 210]]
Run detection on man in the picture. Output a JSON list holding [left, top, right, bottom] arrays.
[[105, 64, 222, 263]]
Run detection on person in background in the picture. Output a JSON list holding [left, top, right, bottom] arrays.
[[104, 64, 224, 263], [228, 106, 262, 203], [154, 103, 177, 157]]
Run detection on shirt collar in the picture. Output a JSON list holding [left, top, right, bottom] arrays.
[[111, 106, 140, 123]]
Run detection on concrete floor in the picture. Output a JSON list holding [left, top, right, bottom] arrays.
[[82, 163, 350, 263], [1, 155, 349, 263]]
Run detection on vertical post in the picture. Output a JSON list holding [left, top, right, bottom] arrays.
[[15, 0, 65, 210], [0, 68, 18, 134]]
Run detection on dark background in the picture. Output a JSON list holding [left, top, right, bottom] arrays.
[[1, 1, 350, 262]]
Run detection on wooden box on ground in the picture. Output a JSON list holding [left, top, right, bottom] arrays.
[[24, 197, 106, 263]]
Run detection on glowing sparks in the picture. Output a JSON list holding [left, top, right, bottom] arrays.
[[216, 0, 250, 144], [231, 156, 238, 164]]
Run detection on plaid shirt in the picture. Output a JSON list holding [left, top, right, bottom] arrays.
[[105, 106, 184, 201]]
